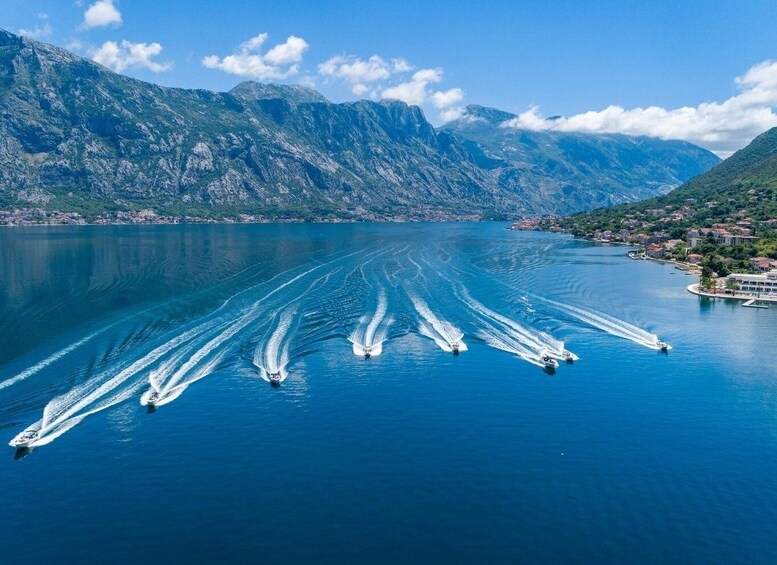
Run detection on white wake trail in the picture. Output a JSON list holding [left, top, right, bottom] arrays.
[[410, 293, 467, 353], [537, 296, 661, 350], [34, 318, 219, 442], [0, 329, 105, 391], [478, 326, 543, 367], [350, 288, 392, 357], [459, 287, 568, 358], [149, 348, 230, 407], [255, 306, 298, 382], [364, 289, 387, 346], [159, 265, 325, 394], [20, 248, 373, 445]]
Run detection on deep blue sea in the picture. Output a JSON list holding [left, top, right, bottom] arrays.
[[1, 223, 776, 564]]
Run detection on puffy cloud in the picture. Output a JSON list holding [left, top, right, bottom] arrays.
[[438, 106, 466, 123], [92, 40, 173, 73], [80, 0, 122, 30], [430, 87, 464, 109], [381, 67, 443, 106], [265, 36, 309, 65], [502, 60, 777, 156], [319, 52, 465, 120], [18, 14, 53, 39], [202, 33, 309, 80], [318, 55, 412, 95]]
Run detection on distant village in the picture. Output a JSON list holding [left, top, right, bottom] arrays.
[[0, 206, 483, 226], [512, 199, 777, 274]]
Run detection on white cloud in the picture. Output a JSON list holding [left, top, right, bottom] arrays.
[[430, 87, 464, 109], [502, 60, 777, 157], [297, 74, 317, 89], [392, 58, 413, 73], [318, 55, 418, 96], [320, 55, 392, 89], [318, 52, 464, 119], [202, 33, 309, 80], [265, 36, 308, 65], [439, 106, 466, 123], [18, 13, 52, 39], [352, 83, 370, 96], [92, 40, 173, 73], [381, 67, 443, 106], [18, 23, 53, 39], [80, 0, 122, 30]]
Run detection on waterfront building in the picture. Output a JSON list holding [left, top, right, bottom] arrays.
[[727, 269, 777, 296]]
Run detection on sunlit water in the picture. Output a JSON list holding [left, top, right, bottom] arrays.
[[1, 223, 776, 563]]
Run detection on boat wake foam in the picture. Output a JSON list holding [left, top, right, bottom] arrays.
[[410, 293, 467, 353], [538, 297, 662, 350], [349, 288, 392, 357]]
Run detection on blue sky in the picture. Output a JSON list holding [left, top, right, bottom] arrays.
[[4, 0, 777, 155]]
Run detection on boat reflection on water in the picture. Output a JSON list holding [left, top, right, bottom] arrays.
[[13, 447, 34, 461]]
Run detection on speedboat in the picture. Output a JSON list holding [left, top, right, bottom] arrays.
[[269, 372, 282, 386], [451, 341, 460, 355], [562, 351, 575, 364], [147, 390, 161, 405], [364, 345, 372, 359], [657, 341, 670, 352], [9, 423, 42, 448], [540, 351, 559, 370]]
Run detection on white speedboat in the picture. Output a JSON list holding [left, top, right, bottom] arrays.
[[562, 351, 575, 364], [451, 341, 460, 355], [657, 341, 670, 352], [9, 423, 42, 448], [363, 345, 372, 359], [140, 386, 162, 407], [540, 351, 559, 370], [269, 372, 282, 386]]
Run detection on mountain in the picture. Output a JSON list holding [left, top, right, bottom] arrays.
[[441, 105, 721, 215], [0, 30, 720, 220], [645, 125, 777, 220], [531, 127, 777, 269], [552, 126, 777, 230]]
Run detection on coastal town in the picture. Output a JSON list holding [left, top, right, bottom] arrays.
[[513, 199, 777, 274], [512, 196, 777, 304]]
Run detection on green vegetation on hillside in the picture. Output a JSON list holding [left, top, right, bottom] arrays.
[[534, 127, 777, 273], [0, 29, 721, 222]]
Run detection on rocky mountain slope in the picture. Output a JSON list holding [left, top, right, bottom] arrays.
[[0, 30, 720, 220], [553, 126, 777, 230], [441, 105, 721, 215]]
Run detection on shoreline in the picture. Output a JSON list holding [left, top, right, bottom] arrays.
[[627, 251, 702, 273], [686, 283, 777, 303], [0, 217, 499, 228]]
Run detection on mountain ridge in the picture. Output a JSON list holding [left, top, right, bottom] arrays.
[[440, 105, 721, 215], [0, 29, 721, 221]]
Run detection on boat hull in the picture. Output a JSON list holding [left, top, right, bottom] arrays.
[[9, 424, 42, 448]]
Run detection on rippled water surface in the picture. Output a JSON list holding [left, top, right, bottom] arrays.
[[1, 223, 776, 563]]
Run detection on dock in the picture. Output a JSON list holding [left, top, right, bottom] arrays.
[[742, 299, 770, 309]]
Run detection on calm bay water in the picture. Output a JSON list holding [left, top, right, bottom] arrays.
[[1, 223, 776, 563]]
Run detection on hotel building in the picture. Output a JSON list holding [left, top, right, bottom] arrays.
[[727, 269, 777, 297]]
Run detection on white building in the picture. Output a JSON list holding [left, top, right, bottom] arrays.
[[727, 269, 777, 296]]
